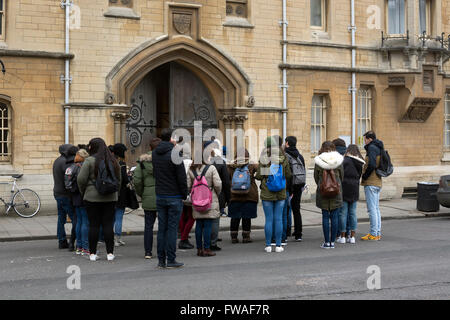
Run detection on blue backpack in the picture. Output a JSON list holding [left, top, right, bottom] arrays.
[[231, 165, 251, 194], [266, 164, 286, 192]]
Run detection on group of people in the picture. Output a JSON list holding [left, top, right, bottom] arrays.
[[53, 139, 132, 261], [314, 131, 384, 249], [52, 128, 385, 268]]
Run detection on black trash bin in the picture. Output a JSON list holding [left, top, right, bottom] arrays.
[[417, 182, 440, 212]]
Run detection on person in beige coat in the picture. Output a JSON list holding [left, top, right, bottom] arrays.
[[187, 146, 222, 257]]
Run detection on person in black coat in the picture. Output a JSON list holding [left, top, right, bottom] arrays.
[[112, 143, 129, 247], [53, 144, 78, 250], [284, 136, 306, 241], [152, 128, 188, 268], [338, 144, 365, 244]]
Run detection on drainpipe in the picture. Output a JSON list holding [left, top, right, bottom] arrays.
[[61, 0, 72, 144], [349, 0, 357, 144], [281, 0, 288, 140]]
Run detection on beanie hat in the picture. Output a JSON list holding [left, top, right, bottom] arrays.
[[113, 143, 127, 158], [264, 136, 276, 148], [77, 149, 89, 158]]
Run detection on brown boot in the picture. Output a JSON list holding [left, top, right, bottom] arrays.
[[197, 248, 204, 257], [242, 231, 252, 243], [231, 231, 239, 244], [203, 249, 216, 257]]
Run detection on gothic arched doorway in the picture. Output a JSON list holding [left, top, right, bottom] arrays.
[[125, 61, 218, 162]]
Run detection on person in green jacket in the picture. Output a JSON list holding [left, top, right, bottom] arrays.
[[133, 138, 161, 259], [256, 136, 292, 253], [313, 141, 344, 250], [77, 137, 121, 262]]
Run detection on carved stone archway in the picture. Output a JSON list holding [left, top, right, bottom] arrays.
[[106, 36, 253, 150]]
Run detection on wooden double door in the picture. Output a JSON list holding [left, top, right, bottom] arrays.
[[126, 62, 218, 163]]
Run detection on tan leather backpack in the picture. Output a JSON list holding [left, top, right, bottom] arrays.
[[320, 169, 340, 198]]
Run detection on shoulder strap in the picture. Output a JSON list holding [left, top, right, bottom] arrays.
[[200, 165, 210, 178]]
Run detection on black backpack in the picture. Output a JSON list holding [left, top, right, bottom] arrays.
[[64, 163, 81, 193], [286, 153, 306, 186], [95, 159, 119, 195], [376, 147, 394, 178]]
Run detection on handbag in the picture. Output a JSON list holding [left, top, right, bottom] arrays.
[[125, 182, 140, 210]]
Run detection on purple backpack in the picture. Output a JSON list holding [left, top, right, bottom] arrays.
[[190, 165, 213, 213]]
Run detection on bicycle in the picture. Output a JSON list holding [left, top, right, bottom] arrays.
[[0, 174, 41, 218]]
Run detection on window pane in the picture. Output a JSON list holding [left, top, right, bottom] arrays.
[[0, 0, 3, 10], [388, 0, 405, 34], [0, 14, 3, 36], [315, 128, 321, 151], [419, 0, 427, 34], [310, 0, 322, 27]]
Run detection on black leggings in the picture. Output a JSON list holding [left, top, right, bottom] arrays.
[[86, 201, 115, 255], [230, 218, 251, 232]]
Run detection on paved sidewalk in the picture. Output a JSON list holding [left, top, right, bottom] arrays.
[[0, 198, 449, 242]]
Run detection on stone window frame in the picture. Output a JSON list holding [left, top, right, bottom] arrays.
[[0, 0, 5, 41], [224, 0, 254, 29], [0, 100, 11, 163], [357, 87, 373, 149], [105, 0, 140, 20], [108, 0, 132, 8], [386, 0, 407, 36], [310, 0, 327, 31], [310, 94, 327, 154]]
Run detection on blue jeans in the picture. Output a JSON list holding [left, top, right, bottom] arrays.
[[114, 207, 125, 237], [263, 200, 285, 246], [365, 186, 381, 236], [144, 210, 157, 255], [210, 218, 220, 247], [55, 197, 75, 242], [75, 207, 89, 250], [340, 201, 357, 233], [322, 208, 339, 243], [156, 197, 183, 263], [195, 219, 213, 250]]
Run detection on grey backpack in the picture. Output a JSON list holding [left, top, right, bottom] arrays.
[[286, 153, 306, 186]]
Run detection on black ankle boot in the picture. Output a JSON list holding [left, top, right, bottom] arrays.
[[59, 240, 69, 249]]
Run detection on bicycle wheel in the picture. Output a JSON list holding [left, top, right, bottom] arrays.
[[13, 188, 41, 218]]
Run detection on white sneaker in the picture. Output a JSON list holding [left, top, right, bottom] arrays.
[[275, 246, 284, 253], [337, 237, 346, 244], [349, 237, 356, 244], [89, 254, 98, 261], [107, 254, 115, 261], [264, 246, 272, 253]]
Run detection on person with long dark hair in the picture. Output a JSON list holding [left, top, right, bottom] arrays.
[[338, 144, 365, 244], [77, 137, 121, 262]]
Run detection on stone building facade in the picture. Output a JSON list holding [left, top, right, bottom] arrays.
[[1, 0, 450, 213]]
